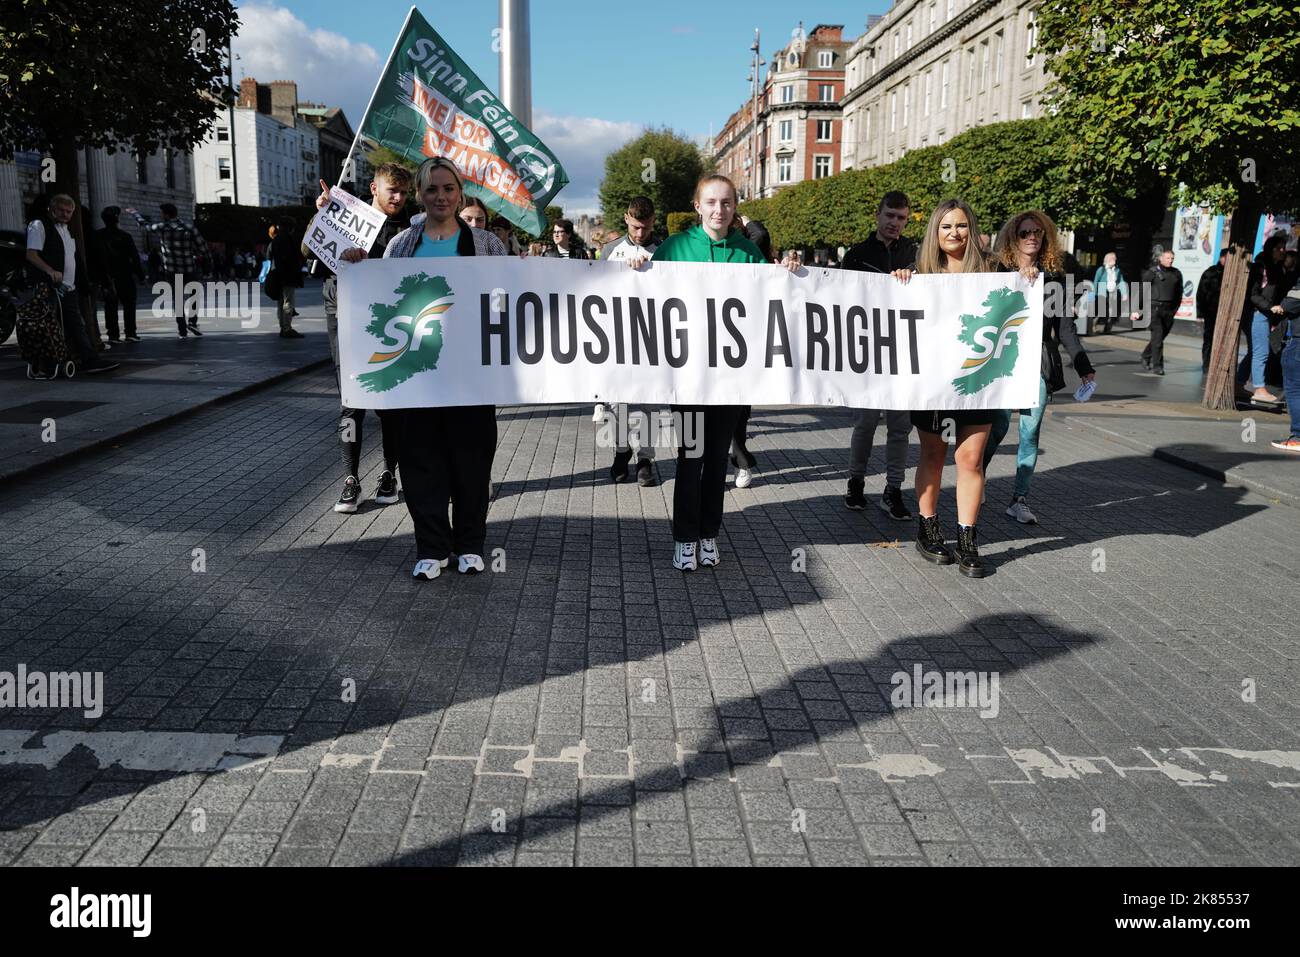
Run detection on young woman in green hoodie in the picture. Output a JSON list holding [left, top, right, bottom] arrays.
[[650, 174, 775, 571]]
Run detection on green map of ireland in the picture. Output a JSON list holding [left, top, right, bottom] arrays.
[[357, 273, 453, 394], [952, 287, 1028, 396]]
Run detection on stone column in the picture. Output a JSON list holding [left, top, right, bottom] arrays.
[[0, 160, 22, 231]]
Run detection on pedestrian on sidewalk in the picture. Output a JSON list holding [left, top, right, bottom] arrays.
[[91, 206, 144, 343], [267, 217, 305, 339], [24, 193, 118, 374], [312, 166, 411, 515], [651, 174, 796, 572], [1271, 273, 1300, 453], [983, 210, 1097, 527], [1196, 250, 1228, 372], [601, 195, 661, 486], [383, 156, 507, 580], [1091, 251, 1128, 335], [459, 197, 489, 230], [894, 198, 992, 578], [126, 203, 207, 338], [1131, 246, 1182, 375], [840, 190, 919, 521], [1237, 233, 1287, 404]]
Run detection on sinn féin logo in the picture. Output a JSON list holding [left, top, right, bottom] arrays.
[[358, 273, 454, 393], [952, 287, 1028, 395]]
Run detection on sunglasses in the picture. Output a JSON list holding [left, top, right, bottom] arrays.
[[1018, 227, 1044, 239]]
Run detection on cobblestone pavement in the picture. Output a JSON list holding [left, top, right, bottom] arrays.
[[1, 366, 1297, 867]]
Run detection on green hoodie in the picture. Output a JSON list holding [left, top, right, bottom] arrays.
[[651, 224, 767, 265]]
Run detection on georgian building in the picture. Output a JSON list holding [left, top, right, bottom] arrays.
[[840, 0, 1049, 170], [712, 23, 853, 201]]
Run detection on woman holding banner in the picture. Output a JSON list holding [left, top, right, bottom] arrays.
[[651, 175, 786, 572], [898, 198, 995, 578], [383, 157, 508, 580], [982, 211, 1096, 527]]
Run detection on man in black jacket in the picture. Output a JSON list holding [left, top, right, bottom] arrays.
[[1132, 248, 1184, 375], [1196, 250, 1227, 372], [91, 206, 145, 342], [840, 191, 917, 520]]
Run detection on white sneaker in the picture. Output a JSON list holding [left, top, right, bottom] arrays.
[[699, 538, 720, 567], [1006, 497, 1037, 524], [673, 541, 698, 572], [458, 554, 485, 574], [734, 468, 753, 489], [592, 403, 607, 423], [412, 558, 449, 580]]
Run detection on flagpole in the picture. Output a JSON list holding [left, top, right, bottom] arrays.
[[337, 5, 418, 189]]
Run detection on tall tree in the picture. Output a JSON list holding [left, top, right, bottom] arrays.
[[599, 129, 704, 233], [1035, 0, 1300, 409], [1, 0, 238, 256]]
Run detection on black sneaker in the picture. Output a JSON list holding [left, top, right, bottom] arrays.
[[334, 476, 361, 513], [374, 470, 399, 505], [280, 329, 305, 339], [124, 334, 142, 342], [187, 321, 203, 337], [82, 359, 120, 374], [845, 477, 867, 511], [610, 448, 633, 483], [878, 484, 911, 521], [635, 459, 655, 487]]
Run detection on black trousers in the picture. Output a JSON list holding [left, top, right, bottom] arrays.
[[1202, 313, 1217, 372], [1141, 304, 1178, 371], [672, 404, 742, 542], [102, 274, 137, 338], [729, 405, 757, 470], [396, 405, 496, 559]]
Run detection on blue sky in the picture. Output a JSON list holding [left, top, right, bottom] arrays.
[[232, 1, 891, 211]]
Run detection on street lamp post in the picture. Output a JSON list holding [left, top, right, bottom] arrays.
[[750, 30, 763, 201], [499, 0, 532, 127]]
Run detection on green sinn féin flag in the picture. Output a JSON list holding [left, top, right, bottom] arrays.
[[356, 7, 567, 236]]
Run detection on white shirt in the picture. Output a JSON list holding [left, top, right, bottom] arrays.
[[601, 235, 659, 262], [27, 219, 76, 287]]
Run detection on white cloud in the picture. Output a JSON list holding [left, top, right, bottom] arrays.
[[231, 2, 379, 122], [533, 114, 642, 216], [232, 4, 638, 216]]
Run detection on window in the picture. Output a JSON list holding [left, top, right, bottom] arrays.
[[994, 31, 1003, 83], [903, 83, 911, 127], [781, 84, 794, 103], [864, 108, 872, 146], [929, 3, 937, 33], [819, 83, 835, 102], [135, 151, 148, 184], [788, 52, 799, 67], [220, 195, 233, 205], [893, 32, 900, 59], [906, 21, 913, 48], [218, 157, 232, 180], [1025, 12, 1038, 67], [924, 70, 932, 116], [941, 59, 950, 108], [778, 156, 792, 183], [779, 119, 793, 141], [890, 91, 898, 132], [814, 155, 832, 179], [1021, 100, 1033, 118], [980, 40, 990, 85], [216, 127, 230, 143], [967, 46, 975, 96], [165, 148, 175, 189], [947, 0, 955, 19], [818, 50, 833, 68], [816, 118, 833, 141]]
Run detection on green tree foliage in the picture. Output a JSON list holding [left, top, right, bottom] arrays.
[[599, 129, 704, 230], [740, 119, 1072, 250], [666, 212, 696, 235], [1035, 0, 1300, 220]]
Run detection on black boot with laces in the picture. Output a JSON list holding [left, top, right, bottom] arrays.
[[915, 514, 954, 565], [955, 524, 988, 578]]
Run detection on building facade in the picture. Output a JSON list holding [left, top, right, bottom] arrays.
[[712, 24, 852, 201], [193, 78, 321, 207], [840, 0, 1049, 170]]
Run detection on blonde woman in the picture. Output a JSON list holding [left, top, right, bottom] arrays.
[[895, 198, 994, 578], [383, 157, 507, 580], [982, 210, 1095, 525]]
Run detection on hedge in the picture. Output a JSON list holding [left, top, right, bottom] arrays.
[[666, 212, 696, 235]]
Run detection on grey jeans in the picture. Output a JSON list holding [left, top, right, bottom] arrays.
[[848, 408, 912, 488]]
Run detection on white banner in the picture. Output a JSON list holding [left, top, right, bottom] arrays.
[[305, 188, 387, 272], [337, 257, 1043, 411]]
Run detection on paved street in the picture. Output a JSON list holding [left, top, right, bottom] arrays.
[[1, 332, 1298, 867]]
